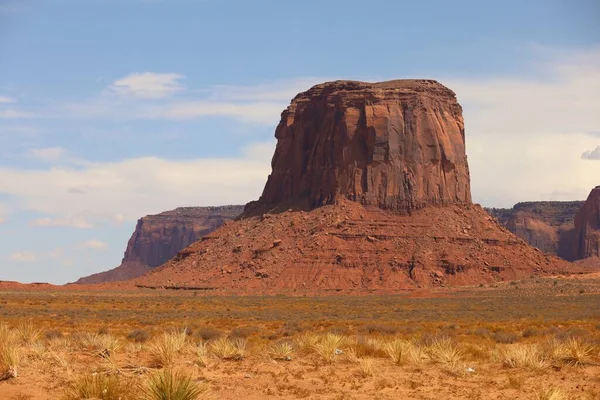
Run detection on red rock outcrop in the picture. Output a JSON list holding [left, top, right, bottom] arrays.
[[132, 79, 586, 294], [255, 80, 471, 212], [486, 202, 583, 260], [75, 206, 243, 284], [574, 186, 600, 260]]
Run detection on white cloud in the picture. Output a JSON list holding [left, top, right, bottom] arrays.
[[9, 251, 36, 263], [30, 216, 94, 229], [0, 96, 15, 104], [582, 146, 600, 160], [28, 147, 68, 162], [0, 109, 35, 119], [1, 142, 273, 224], [109, 72, 184, 99], [81, 240, 108, 249], [0, 217, 4, 224]]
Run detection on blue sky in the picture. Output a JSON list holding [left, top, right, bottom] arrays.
[[0, 0, 599, 284]]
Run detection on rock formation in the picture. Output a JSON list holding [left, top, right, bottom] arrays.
[[574, 186, 600, 260], [75, 206, 243, 284], [486, 202, 583, 260], [133, 80, 585, 294], [256, 80, 471, 212]]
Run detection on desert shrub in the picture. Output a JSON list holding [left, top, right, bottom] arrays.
[[268, 341, 293, 361], [229, 326, 259, 339], [196, 343, 208, 367], [313, 333, 346, 364], [15, 320, 41, 344], [472, 328, 492, 337], [295, 332, 320, 355], [553, 327, 589, 342], [0, 339, 22, 380], [209, 337, 246, 360], [141, 369, 210, 400], [492, 331, 519, 344], [97, 326, 110, 336], [127, 329, 151, 343], [384, 339, 414, 365], [346, 337, 387, 359], [356, 358, 374, 378], [425, 337, 464, 367], [560, 338, 596, 366], [195, 326, 222, 342], [419, 332, 453, 347], [360, 324, 397, 335], [62, 374, 135, 400], [148, 330, 188, 368], [499, 344, 550, 370]]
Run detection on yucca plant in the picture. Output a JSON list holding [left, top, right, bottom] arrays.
[[384, 339, 414, 365], [313, 333, 345, 364], [141, 369, 211, 400], [425, 338, 464, 367], [209, 337, 246, 361], [148, 330, 188, 368], [268, 342, 293, 361], [295, 332, 320, 355], [62, 373, 136, 400]]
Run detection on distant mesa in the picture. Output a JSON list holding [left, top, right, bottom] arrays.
[[74, 206, 243, 284], [131, 79, 585, 294]]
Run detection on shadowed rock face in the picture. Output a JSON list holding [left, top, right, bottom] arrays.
[[486, 202, 584, 261], [257, 80, 471, 212], [574, 186, 600, 260], [75, 206, 243, 284]]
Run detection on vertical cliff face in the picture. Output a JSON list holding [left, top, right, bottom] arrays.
[[257, 80, 471, 212], [486, 202, 584, 260], [75, 206, 244, 284], [574, 187, 600, 260]]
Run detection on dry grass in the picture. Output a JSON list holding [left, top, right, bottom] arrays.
[[313, 333, 346, 364], [536, 387, 568, 400], [425, 338, 464, 367], [268, 342, 294, 361], [383, 339, 414, 365], [148, 330, 188, 368], [209, 337, 246, 360], [499, 344, 550, 370], [0, 339, 22, 380], [559, 338, 596, 366], [141, 369, 211, 400], [62, 373, 136, 400]]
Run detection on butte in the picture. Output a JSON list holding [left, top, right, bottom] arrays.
[[134, 80, 583, 294]]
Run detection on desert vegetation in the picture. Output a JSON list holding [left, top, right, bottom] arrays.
[[0, 277, 599, 399]]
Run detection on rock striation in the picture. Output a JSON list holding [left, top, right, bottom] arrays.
[[132, 79, 586, 294], [75, 206, 243, 284], [256, 80, 471, 212], [486, 202, 583, 260], [574, 186, 600, 260]]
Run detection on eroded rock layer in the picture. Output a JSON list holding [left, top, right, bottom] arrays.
[[256, 80, 471, 212]]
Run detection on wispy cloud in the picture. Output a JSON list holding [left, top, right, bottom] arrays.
[[30, 216, 94, 229], [108, 72, 185, 99], [0, 96, 15, 104], [0, 109, 35, 119], [81, 240, 108, 249], [582, 146, 600, 160], [9, 251, 37, 263], [28, 147, 68, 162]]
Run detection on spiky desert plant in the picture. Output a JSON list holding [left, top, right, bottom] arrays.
[[295, 332, 319, 355], [560, 338, 596, 366], [0, 339, 22, 380], [426, 337, 464, 367], [384, 339, 414, 365], [313, 333, 346, 364], [209, 337, 246, 361], [62, 373, 136, 400], [15, 320, 41, 344], [536, 387, 567, 400], [500, 344, 550, 370], [268, 342, 293, 361], [196, 343, 208, 367], [141, 369, 211, 400], [148, 330, 188, 368]]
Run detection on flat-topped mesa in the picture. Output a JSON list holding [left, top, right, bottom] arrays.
[[257, 79, 471, 212], [574, 186, 600, 259]]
